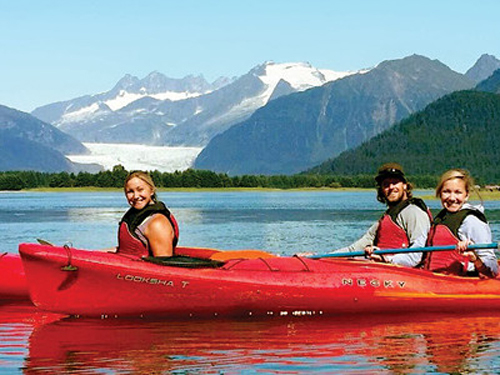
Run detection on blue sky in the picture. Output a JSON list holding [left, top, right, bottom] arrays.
[[1, 0, 499, 112]]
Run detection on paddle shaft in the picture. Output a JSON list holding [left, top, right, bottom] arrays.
[[309, 242, 499, 259]]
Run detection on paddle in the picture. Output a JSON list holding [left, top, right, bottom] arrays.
[[308, 242, 500, 259]]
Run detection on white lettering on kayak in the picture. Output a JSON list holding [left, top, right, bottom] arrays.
[[342, 278, 406, 288], [116, 273, 188, 287]]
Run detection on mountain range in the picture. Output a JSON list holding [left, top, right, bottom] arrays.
[[32, 62, 355, 146], [305, 59, 500, 181], [2, 53, 500, 175], [195, 55, 477, 175]]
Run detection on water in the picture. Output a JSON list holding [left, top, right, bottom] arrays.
[[1, 190, 500, 374]]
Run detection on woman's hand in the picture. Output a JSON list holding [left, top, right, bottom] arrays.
[[365, 245, 386, 262], [456, 238, 488, 275], [456, 239, 478, 261], [456, 239, 471, 254]]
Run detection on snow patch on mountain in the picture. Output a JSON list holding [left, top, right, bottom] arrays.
[[104, 89, 207, 111], [257, 62, 356, 106], [260, 62, 334, 89], [60, 102, 102, 122], [66, 143, 202, 172], [104, 91, 146, 111]]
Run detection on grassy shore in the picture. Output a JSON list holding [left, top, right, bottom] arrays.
[[25, 186, 373, 193], [19, 186, 500, 200]]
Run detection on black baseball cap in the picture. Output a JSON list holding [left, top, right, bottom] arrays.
[[375, 163, 407, 184]]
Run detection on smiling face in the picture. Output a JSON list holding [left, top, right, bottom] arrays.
[[124, 177, 155, 210], [439, 178, 469, 213], [381, 177, 408, 205]]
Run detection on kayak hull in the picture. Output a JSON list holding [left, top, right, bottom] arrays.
[[0, 253, 29, 301], [19, 243, 500, 318]]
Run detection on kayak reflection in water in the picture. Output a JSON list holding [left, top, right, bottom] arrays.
[[109, 171, 179, 258], [424, 169, 498, 278], [328, 163, 432, 267]]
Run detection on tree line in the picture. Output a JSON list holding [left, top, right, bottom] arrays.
[[0, 165, 441, 191]]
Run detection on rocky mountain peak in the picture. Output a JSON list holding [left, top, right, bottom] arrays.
[[466, 54, 500, 83], [112, 74, 140, 91]]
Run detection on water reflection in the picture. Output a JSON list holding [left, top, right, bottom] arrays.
[[20, 313, 500, 374], [0, 303, 62, 371]]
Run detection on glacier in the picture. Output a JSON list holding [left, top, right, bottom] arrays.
[[66, 143, 202, 173]]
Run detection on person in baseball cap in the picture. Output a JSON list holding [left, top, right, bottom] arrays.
[[330, 162, 432, 267]]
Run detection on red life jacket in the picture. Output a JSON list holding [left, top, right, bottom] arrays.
[[117, 201, 179, 257], [375, 215, 409, 249], [424, 209, 486, 275], [375, 197, 432, 250]]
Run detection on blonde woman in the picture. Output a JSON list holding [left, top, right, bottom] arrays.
[[425, 169, 498, 277], [116, 171, 179, 257]]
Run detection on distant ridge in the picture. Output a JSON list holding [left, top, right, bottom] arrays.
[[308, 90, 500, 183], [476, 68, 500, 94], [0, 104, 94, 172], [0, 105, 87, 155]]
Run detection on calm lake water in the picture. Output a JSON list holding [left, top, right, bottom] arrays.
[[1, 190, 500, 374]]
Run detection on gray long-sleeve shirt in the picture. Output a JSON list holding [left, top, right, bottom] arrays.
[[458, 203, 498, 276], [336, 203, 431, 267]]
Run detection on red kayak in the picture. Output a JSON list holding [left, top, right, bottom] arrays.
[[19, 243, 500, 318], [0, 252, 29, 301]]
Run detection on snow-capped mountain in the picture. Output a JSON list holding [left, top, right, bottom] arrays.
[[31, 62, 358, 146], [32, 72, 225, 126]]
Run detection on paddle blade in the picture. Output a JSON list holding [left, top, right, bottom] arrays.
[[36, 238, 54, 246]]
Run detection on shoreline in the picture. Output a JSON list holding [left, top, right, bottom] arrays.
[[20, 186, 375, 193], [11, 187, 500, 200]]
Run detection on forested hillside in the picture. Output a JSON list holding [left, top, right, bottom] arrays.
[[309, 90, 500, 184]]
